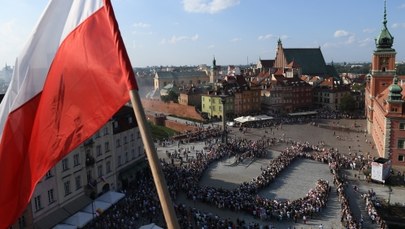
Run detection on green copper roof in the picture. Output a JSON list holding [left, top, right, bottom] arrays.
[[376, 0, 394, 50], [388, 75, 403, 102]]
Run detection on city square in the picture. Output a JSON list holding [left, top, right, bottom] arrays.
[[153, 117, 405, 229]]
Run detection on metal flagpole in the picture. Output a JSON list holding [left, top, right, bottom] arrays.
[[129, 89, 180, 229]]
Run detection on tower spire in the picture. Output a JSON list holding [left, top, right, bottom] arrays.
[[383, 0, 387, 26], [375, 0, 394, 50]]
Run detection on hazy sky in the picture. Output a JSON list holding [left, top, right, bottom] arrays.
[[1, 0, 405, 67]]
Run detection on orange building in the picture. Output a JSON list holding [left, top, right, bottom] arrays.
[[365, 2, 405, 166]]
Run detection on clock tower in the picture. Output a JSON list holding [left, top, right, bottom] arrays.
[[366, 0, 396, 132]]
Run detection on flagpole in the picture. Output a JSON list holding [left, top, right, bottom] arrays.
[[129, 89, 180, 229]]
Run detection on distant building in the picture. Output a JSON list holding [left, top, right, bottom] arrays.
[[201, 92, 234, 119], [259, 39, 340, 113], [313, 85, 351, 111], [274, 39, 337, 79], [153, 70, 209, 91], [178, 85, 209, 109], [365, 1, 405, 167], [256, 59, 274, 73], [12, 105, 146, 228]]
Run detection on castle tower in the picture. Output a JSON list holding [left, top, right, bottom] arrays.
[[366, 0, 396, 133]]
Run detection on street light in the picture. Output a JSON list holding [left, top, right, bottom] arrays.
[[220, 94, 228, 144], [388, 185, 392, 205]]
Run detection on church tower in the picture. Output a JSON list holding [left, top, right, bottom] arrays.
[[366, 0, 396, 132], [210, 56, 218, 83]]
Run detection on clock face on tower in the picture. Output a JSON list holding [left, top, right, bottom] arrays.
[[381, 57, 388, 65]]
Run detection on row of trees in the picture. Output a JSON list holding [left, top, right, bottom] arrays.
[[333, 62, 405, 75]]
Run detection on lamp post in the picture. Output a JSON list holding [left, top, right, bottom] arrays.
[[220, 95, 227, 144], [388, 185, 392, 205]]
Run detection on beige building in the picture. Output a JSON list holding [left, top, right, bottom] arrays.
[[153, 70, 209, 91]]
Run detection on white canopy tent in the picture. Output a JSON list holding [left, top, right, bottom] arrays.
[[63, 211, 94, 228], [82, 200, 112, 214], [139, 223, 163, 229], [52, 224, 77, 229], [234, 115, 273, 124], [96, 191, 125, 204]]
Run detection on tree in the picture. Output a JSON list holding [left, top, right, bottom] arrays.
[[340, 94, 356, 112], [161, 90, 179, 103]]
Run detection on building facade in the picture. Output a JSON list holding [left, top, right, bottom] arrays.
[[153, 70, 209, 91], [201, 93, 234, 119], [12, 105, 145, 229], [365, 2, 405, 166]]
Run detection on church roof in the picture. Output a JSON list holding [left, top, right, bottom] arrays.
[[258, 59, 274, 68], [326, 65, 340, 81], [283, 48, 328, 76]]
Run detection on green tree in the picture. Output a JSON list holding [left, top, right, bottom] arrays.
[[340, 94, 356, 112], [161, 90, 178, 103]]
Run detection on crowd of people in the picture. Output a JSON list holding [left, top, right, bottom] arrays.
[[84, 112, 392, 229]]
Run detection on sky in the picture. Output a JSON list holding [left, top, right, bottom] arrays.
[[1, 0, 405, 68]]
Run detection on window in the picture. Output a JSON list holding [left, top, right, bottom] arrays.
[[104, 127, 109, 136], [64, 181, 71, 196], [34, 195, 42, 211], [125, 152, 129, 163], [62, 159, 69, 171], [75, 176, 82, 190], [73, 154, 80, 166], [398, 139, 405, 149], [45, 170, 52, 179], [116, 139, 121, 147], [117, 156, 122, 166], [105, 141, 110, 152], [114, 121, 118, 128], [106, 161, 111, 174], [131, 133, 134, 141], [97, 165, 103, 178], [18, 216, 26, 228], [400, 123, 405, 130], [399, 155, 404, 162], [48, 189, 55, 204], [95, 131, 100, 138], [124, 136, 128, 144], [96, 145, 102, 156], [132, 149, 135, 159]]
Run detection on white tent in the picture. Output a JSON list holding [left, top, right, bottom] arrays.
[[63, 212, 94, 228], [234, 115, 273, 124], [82, 200, 112, 214], [139, 223, 163, 229], [96, 191, 125, 204], [52, 224, 77, 229]]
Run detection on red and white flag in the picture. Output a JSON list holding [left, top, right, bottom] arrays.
[[0, 0, 137, 227]]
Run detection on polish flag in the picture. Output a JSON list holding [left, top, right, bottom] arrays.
[[0, 0, 137, 227]]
